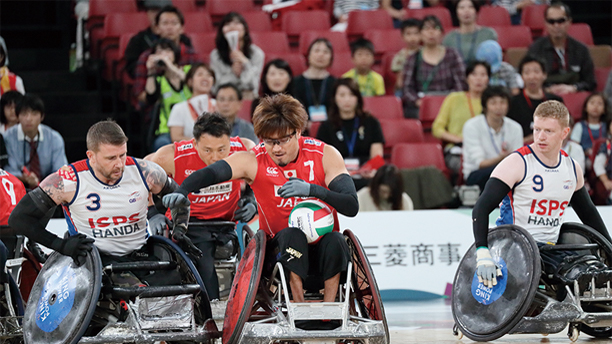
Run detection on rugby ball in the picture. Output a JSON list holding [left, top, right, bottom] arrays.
[[288, 200, 335, 244]]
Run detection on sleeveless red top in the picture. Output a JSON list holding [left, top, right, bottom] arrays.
[[250, 137, 340, 237], [173, 137, 246, 221]]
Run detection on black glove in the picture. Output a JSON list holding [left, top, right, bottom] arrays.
[[172, 224, 202, 258], [26, 240, 48, 264], [56, 234, 94, 266], [149, 213, 172, 236], [234, 199, 257, 223]]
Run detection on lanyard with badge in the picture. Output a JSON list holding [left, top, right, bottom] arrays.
[[466, 93, 477, 118], [305, 77, 328, 122], [339, 117, 361, 170], [456, 30, 480, 62], [484, 116, 505, 155], [416, 51, 442, 94]]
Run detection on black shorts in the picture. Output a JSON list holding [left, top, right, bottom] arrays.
[[265, 227, 350, 283]]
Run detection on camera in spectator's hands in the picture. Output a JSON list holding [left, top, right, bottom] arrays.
[[156, 59, 166, 68]]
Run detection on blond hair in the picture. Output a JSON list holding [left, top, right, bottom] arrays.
[[533, 100, 570, 128]]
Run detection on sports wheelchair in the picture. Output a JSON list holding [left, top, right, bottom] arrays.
[[23, 235, 221, 344], [452, 222, 612, 342], [222, 229, 389, 344]]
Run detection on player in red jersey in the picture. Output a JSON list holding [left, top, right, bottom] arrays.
[[146, 113, 256, 300], [164, 94, 359, 305], [0, 168, 26, 226]]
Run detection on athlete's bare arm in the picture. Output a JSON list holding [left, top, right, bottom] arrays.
[[574, 162, 585, 191], [240, 137, 256, 151], [490, 153, 526, 189], [136, 158, 171, 195], [39, 167, 77, 205], [223, 151, 258, 184], [144, 144, 176, 177], [322, 145, 350, 186]]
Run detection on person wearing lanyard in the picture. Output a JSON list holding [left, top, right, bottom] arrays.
[[462, 86, 523, 192], [569, 92, 610, 159], [442, 0, 497, 65], [508, 55, 563, 144], [316, 79, 384, 184]]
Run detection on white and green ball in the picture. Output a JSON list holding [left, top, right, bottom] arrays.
[[288, 200, 335, 244]]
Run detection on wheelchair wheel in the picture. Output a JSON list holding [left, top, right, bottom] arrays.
[[452, 225, 541, 342], [19, 249, 42, 304], [222, 230, 266, 344], [23, 247, 102, 344], [344, 229, 390, 344]]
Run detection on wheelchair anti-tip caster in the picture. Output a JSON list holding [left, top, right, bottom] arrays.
[[453, 323, 464, 339], [568, 324, 580, 342]]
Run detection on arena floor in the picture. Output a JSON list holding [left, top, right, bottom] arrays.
[[386, 299, 612, 343]]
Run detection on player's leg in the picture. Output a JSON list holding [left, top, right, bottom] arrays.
[[187, 230, 220, 300], [315, 231, 350, 302], [269, 227, 309, 302]]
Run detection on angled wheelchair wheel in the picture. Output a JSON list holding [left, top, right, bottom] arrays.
[[23, 247, 102, 344], [222, 230, 266, 344], [452, 225, 541, 342], [344, 229, 390, 344]]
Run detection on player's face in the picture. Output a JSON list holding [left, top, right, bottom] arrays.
[[263, 130, 301, 167], [195, 134, 230, 166], [532, 117, 570, 155], [87, 143, 127, 184]]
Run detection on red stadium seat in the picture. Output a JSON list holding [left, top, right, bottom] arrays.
[[363, 96, 403, 120], [298, 31, 350, 56], [589, 45, 612, 69], [190, 32, 217, 63], [206, 0, 255, 22], [328, 52, 354, 77], [477, 5, 511, 26], [237, 99, 253, 123], [380, 52, 398, 96], [88, 0, 138, 58], [282, 10, 331, 46], [418, 95, 446, 130], [363, 29, 405, 59], [379, 119, 424, 157], [172, 0, 198, 13], [595, 67, 611, 92], [491, 26, 533, 50], [561, 91, 590, 122], [567, 23, 594, 46], [521, 4, 547, 38], [504, 47, 528, 69], [309, 121, 321, 137], [241, 11, 273, 32], [250, 32, 291, 54], [182, 12, 214, 33], [346, 10, 394, 40], [405, 7, 453, 32], [391, 142, 446, 172], [265, 53, 307, 76], [100, 13, 149, 73]]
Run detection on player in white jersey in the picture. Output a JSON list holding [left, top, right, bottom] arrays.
[[472, 100, 609, 288], [8, 120, 200, 266]]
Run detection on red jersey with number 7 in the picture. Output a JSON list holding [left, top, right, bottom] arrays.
[[173, 137, 246, 221], [0, 168, 26, 226], [250, 137, 340, 237]]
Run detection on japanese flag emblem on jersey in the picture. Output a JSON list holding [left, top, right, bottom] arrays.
[[284, 170, 297, 179]]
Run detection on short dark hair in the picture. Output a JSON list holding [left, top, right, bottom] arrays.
[[400, 18, 422, 32], [369, 164, 405, 210], [466, 60, 491, 78], [215, 12, 253, 66], [350, 38, 375, 56], [86, 120, 128, 152], [420, 15, 444, 33], [518, 54, 547, 75], [261, 59, 294, 97], [216, 83, 242, 101], [481, 86, 511, 113], [16, 94, 45, 117], [185, 63, 215, 93], [455, 0, 482, 14], [153, 38, 181, 64], [155, 5, 184, 26], [306, 37, 334, 67], [252, 94, 308, 138], [193, 112, 231, 139], [546, 2, 572, 19], [0, 91, 23, 124], [580, 92, 610, 124]]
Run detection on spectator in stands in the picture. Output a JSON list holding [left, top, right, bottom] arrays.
[[0, 42, 25, 97], [443, 0, 497, 65], [357, 164, 414, 211], [433, 60, 490, 173], [1, 91, 23, 134], [508, 54, 563, 144], [0, 135, 6, 168], [210, 12, 264, 101], [250, 59, 294, 116], [215, 83, 258, 143], [293, 38, 337, 122], [563, 117, 586, 173], [462, 86, 523, 191], [402, 15, 466, 119], [492, 0, 551, 25], [593, 120, 612, 204], [124, 0, 182, 78], [343, 38, 385, 97], [316, 78, 384, 178], [4, 94, 67, 189], [570, 92, 609, 158], [167, 63, 216, 143], [333, 0, 379, 26], [381, 0, 442, 28], [527, 2, 596, 95], [604, 70, 612, 109], [139, 39, 192, 151], [475, 40, 520, 95], [391, 19, 421, 96]]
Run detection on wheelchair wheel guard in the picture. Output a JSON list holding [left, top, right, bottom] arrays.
[[344, 229, 389, 343], [24, 247, 102, 344], [452, 225, 541, 342], [222, 230, 266, 344]]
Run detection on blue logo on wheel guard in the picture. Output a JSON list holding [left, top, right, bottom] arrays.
[[36, 265, 76, 332], [470, 257, 508, 305]]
